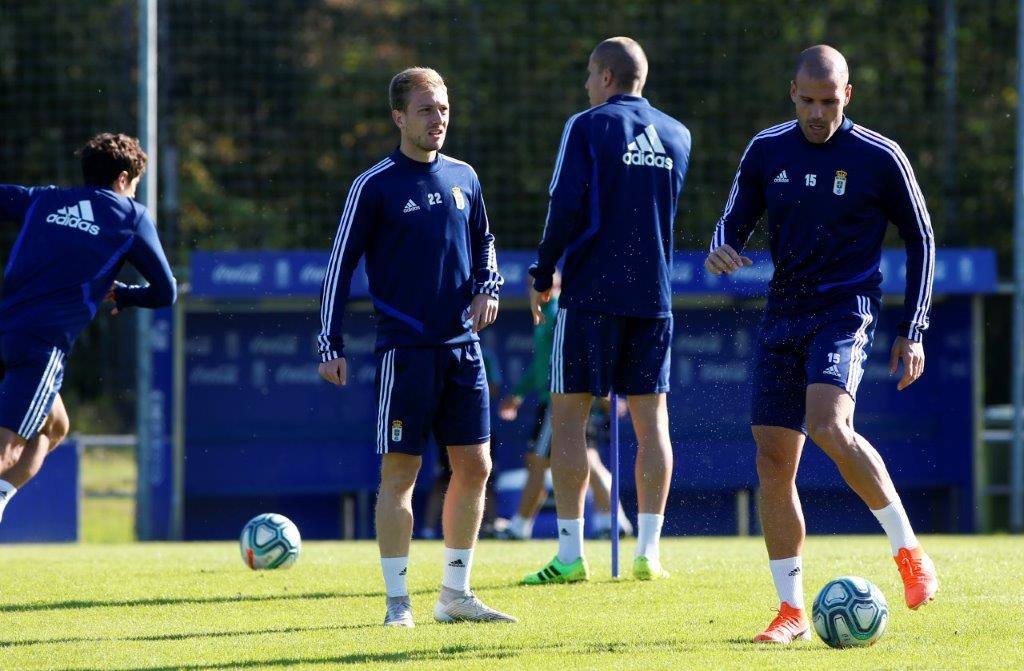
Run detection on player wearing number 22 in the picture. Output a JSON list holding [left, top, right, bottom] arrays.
[[706, 45, 938, 644], [317, 67, 514, 627]]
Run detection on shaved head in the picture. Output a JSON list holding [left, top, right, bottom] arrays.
[[795, 44, 849, 85], [791, 45, 853, 144], [591, 37, 648, 92]]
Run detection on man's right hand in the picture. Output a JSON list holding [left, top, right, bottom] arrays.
[[318, 357, 347, 386], [704, 244, 753, 276], [498, 395, 523, 421], [530, 286, 551, 325]]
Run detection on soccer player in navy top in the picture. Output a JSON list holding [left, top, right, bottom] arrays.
[[317, 67, 514, 627], [524, 37, 691, 585], [0, 133, 176, 524], [706, 46, 938, 643]]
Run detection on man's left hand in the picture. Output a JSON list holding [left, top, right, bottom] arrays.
[[469, 294, 499, 332], [889, 336, 925, 391]]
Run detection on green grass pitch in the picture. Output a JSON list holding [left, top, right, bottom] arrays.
[[1, 536, 1020, 670]]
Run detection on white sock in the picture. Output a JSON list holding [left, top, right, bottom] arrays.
[[442, 547, 474, 594], [0, 479, 17, 522], [509, 514, 533, 539], [380, 556, 409, 598], [556, 517, 584, 564], [634, 513, 664, 561], [769, 556, 805, 609], [871, 499, 919, 555], [593, 511, 612, 532]]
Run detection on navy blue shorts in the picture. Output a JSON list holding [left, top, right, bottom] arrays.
[[549, 307, 672, 396], [751, 294, 879, 433], [0, 333, 67, 440], [375, 343, 490, 456]]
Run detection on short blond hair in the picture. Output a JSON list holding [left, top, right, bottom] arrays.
[[388, 67, 446, 112]]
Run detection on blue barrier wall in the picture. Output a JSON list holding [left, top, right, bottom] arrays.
[[0, 439, 79, 543], [151, 249, 994, 540]]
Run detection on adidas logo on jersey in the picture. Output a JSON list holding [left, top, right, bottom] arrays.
[[46, 200, 99, 235], [622, 124, 674, 169], [823, 364, 842, 377], [773, 170, 789, 183], [402, 199, 420, 213]]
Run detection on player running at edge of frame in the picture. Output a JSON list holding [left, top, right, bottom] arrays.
[[523, 37, 691, 584], [706, 45, 938, 644], [0, 133, 176, 523], [317, 67, 515, 627]]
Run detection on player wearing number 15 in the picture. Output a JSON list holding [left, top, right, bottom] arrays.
[[317, 67, 514, 627], [706, 46, 938, 644]]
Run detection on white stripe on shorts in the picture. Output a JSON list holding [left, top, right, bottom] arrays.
[[18, 348, 62, 438], [549, 308, 566, 393], [846, 297, 873, 396], [376, 350, 395, 454]]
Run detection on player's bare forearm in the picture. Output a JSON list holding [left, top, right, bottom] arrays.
[[888, 336, 924, 391], [318, 357, 347, 386], [469, 293, 498, 332], [704, 244, 753, 276]]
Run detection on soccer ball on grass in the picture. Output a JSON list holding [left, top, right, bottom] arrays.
[[239, 513, 301, 570], [812, 576, 888, 648]]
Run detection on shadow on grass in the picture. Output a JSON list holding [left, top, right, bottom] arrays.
[[0, 581, 521, 615], [55, 637, 693, 671], [725, 635, 820, 650], [0, 622, 376, 649]]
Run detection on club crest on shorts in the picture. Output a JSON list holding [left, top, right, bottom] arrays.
[[833, 169, 847, 196], [391, 420, 403, 442], [451, 186, 466, 210]]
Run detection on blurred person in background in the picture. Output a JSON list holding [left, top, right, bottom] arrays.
[[497, 272, 631, 540], [422, 344, 503, 539]]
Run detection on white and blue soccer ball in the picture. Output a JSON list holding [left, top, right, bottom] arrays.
[[239, 513, 301, 570], [812, 576, 889, 648]]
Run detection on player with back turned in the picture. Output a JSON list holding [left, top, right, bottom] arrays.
[[0, 133, 177, 524], [524, 37, 691, 584], [706, 45, 938, 644], [317, 67, 515, 627]]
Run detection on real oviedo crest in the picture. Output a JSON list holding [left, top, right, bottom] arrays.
[[833, 170, 847, 196], [451, 186, 466, 210]]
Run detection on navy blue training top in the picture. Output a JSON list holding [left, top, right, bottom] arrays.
[[709, 118, 936, 341], [318, 149, 503, 360], [530, 94, 692, 318], [0, 185, 177, 351]]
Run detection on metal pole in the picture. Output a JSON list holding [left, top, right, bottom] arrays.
[[942, 0, 958, 232], [136, 0, 157, 539], [610, 393, 620, 578], [1011, 0, 1024, 532]]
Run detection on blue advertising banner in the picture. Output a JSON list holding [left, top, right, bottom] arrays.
[[173, 249, 990, 538], [190, 249, 997, 299], [180, 299, 975, 538], [0, 439, 79, 543]]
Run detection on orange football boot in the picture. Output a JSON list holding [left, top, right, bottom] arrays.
[[753, 602, 812, 644], [896, 546, 938, 609]]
